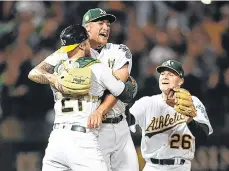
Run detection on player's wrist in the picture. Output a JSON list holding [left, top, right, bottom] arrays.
[[45, 73, 57, 84], [96, 107, 106, 116], [186, 117, 193, 123]]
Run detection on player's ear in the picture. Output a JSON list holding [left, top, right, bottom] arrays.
[[178, 78, 184, 86], [84, 23, 92, 40], [79, 43, 84, 50], [84, 23, 90, 32]]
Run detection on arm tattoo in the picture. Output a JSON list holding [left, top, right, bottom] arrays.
[[30, 74, 50, 84], [38, 62, 55, 74], [28, 62, 55, 84]]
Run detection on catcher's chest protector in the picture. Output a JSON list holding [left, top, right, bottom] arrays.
[[56, 57, 100, 96]]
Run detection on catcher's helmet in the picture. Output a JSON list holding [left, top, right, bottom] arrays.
[[58, 24, 89, 53]]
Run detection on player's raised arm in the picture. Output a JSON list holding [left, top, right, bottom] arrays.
[[186, 118, 209, 140], [186, 96, 213, 140], [28, 51, 62, 84], [28, 61, 55, 84], [87, 64, 136, 129], [165, 87, 212, 141], [92, 45, 132, 118], [96, 64, 129, 115], [100, 65, 135, 103]]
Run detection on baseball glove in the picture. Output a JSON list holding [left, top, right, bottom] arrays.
[[166, 88, 197, 117], [54, 60, 92, 95]]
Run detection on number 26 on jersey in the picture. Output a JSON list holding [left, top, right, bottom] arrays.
[[170, 134, 192, 150]]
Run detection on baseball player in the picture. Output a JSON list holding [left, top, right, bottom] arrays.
[[82, 8, 139, 171], [128, 60, 213, 171], [28, 24, 135, 171]]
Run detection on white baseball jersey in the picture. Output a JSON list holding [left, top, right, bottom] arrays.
[[44, 51, 125, 127], [90, 43, 132, 118], [129, 94, 213, 162]]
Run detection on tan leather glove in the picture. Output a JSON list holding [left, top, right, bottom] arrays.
[[166, 88, 197, 117]]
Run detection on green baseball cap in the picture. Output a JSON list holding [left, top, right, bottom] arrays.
[[82, 8, 116, 25], [156, 60, 184, 78]]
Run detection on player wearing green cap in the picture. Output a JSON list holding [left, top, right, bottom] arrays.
[[128, 60, 213, 171], [82, 8, 139, 171]]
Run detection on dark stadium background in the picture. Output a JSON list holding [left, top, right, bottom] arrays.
[[0, 1, 229, 171]]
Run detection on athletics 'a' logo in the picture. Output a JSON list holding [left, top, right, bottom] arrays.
[[99, 9, 106, 15], [163, 60, 174, 67], [61, 39, 66, 46]]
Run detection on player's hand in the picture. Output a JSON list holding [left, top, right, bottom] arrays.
[[45, 74, 58, 88], [165, 88, 197, 118], [87, 109, 104, 129], [186, 116, 193, 123]]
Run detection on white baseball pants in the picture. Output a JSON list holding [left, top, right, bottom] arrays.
[[98, 119, 139, 171], [42, 126, 108, 171]]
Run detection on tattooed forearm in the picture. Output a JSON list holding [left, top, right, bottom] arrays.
[[28, 69, 49, 84], [28, 62, 55, 84], [37, 62, 55, 74], [33, 76, 49, 84]]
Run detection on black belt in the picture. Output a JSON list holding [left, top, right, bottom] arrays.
[[102, 115, 123, 124], [150, 158, 185, 165], [54, 124, 86, 133]]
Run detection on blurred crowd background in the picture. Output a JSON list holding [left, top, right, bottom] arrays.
[[0, 1, 229, 171]]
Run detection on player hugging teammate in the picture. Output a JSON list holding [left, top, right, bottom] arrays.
[[28, 6, 213, 171], [28, 24, 136, 171]]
